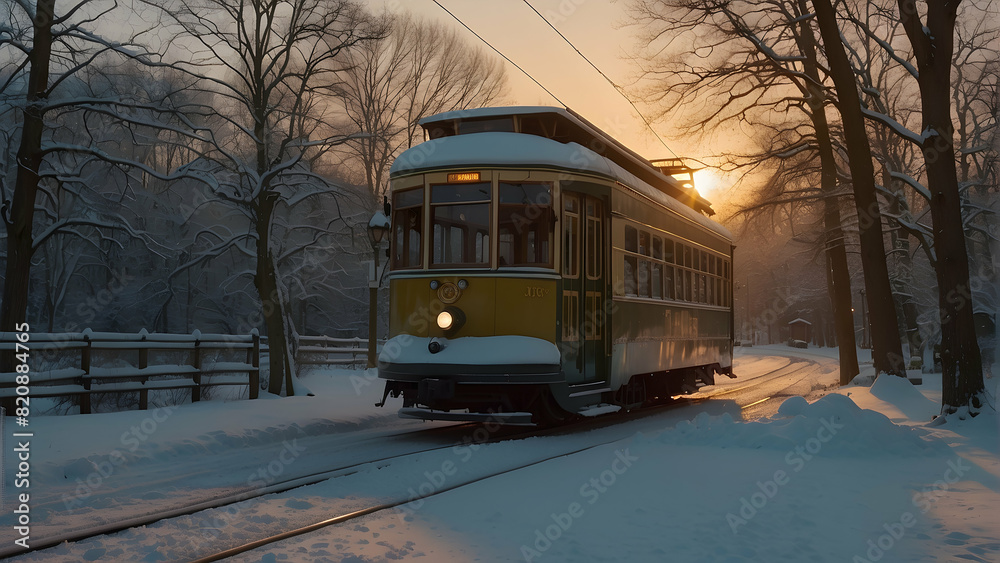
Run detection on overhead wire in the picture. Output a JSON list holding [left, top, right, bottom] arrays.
[[520, 0, 679, 159], [430, 0, 685, 162], [430, 0, 568, 108]]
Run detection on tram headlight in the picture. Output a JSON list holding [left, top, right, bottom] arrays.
[[435, 306, 466, 335], [437, 311, 454, 330]]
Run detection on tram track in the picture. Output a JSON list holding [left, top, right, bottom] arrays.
[[9, 355, 828, 561], [0, 421, 489, 560], [189, 359, 828, 562], [9, 411, 639, 560], [190, 433, 635, 563]]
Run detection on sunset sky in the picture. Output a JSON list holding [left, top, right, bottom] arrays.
[[373, 0, 742, 204]]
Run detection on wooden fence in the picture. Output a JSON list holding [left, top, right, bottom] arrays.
[[0, 329, 260, 414], [294, 335, 380, 365], [0, 330, 382, 415]]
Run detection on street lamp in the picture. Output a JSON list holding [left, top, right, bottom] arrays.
[[367, 209, 390, 368], [859, 288, 869, 349]]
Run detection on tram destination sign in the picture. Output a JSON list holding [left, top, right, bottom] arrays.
[[447, 171, 481, 183]]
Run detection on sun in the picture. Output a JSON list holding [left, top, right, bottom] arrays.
[[694, 168, 724, 198]]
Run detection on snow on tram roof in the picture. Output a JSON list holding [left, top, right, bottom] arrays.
[[391, 132, 731, 241]]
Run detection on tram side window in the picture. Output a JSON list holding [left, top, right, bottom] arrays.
[[652, 236, 663, 299], [638, 258, 650, 297], [664, 265, 674, 300], [624, 255, 638, 296], [639, 230, 650, 256], [427, 122, 457, 140], [664, 239, 674, 263], [391, 188, 423, 269], [499, 182, 553, 267], [724, 259, 731, 307], [458, 117, 514, 135], [652, 262, 662, 299], [676, 267, 684, 302], [430, 182, 491, 267], [624, 225, 638, 253]]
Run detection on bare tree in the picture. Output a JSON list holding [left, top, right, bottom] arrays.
[[627, 0, 862, 383], [335, 14, 507, 207], [0, 0, 197, 338], [147, 0, 385, 395], [809, 0, 908, 377], [834, 0, 995, 411], [894, 0, 987, 414]]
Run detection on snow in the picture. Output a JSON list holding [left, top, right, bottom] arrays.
[[861, 107, 924, 146], [390, 131, 731, 240], [367, 210, 390, 231], [379, 334, 561, 366], [3, 348, 997, 562], [390, 131, 617, 177]]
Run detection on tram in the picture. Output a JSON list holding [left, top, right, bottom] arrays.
[[375, 106, 734, 425]]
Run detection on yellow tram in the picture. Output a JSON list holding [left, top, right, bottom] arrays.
[[376, 107, 734, 424]]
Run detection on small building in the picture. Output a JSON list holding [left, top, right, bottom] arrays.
[[787, 318, 812, 346]]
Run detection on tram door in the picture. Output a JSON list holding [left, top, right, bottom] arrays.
[[561, 193, 608, 385]]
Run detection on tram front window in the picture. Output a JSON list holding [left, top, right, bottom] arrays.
[[431, 182, 491, 267], [498, 182, 553, 267]]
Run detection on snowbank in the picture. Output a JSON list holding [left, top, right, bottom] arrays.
[[641, 393, 951, 458]]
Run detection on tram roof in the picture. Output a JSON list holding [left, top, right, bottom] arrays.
[[390, 131, 731, 241], [415, 106, 717, 216]]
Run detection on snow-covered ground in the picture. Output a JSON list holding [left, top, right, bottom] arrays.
[[3, 347, 998, 562]]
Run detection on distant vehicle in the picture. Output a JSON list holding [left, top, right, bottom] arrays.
[[375, 106, 734, 425]]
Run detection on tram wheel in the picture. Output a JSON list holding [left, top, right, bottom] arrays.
[[532, 391, 573, 427]]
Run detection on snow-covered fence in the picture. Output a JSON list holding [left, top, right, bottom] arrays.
[[293, 335, 382, 366], [0, 329, 260, 414]]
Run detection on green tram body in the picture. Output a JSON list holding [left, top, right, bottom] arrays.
[[376, 107, 734, 425]]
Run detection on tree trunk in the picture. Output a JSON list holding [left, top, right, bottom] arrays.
[[898, 0, 984, 415], [1, 0, 55, 339], [1, 1, 55, 419], [882, 167, 924, 363], [825, 202, 861, 383], [255, 194, 292, 396], [812, 0, 906, 376], [796, 0, 859, 383]]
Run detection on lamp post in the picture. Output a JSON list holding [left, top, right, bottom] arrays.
[[367, 210, 390, 368], [745, 275, 752, 345], [859, 288, 869, 349]]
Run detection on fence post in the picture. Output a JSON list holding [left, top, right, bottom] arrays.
[[249, 330, 259, 400], [138, 330, 149, 410], [81, 332, 92, 415], [192, 331, 202, 403]]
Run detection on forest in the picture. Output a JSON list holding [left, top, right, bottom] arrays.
[[627, 0, 997, 415], [0, 0, 507, 397], [1, 0, 997, 415]]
